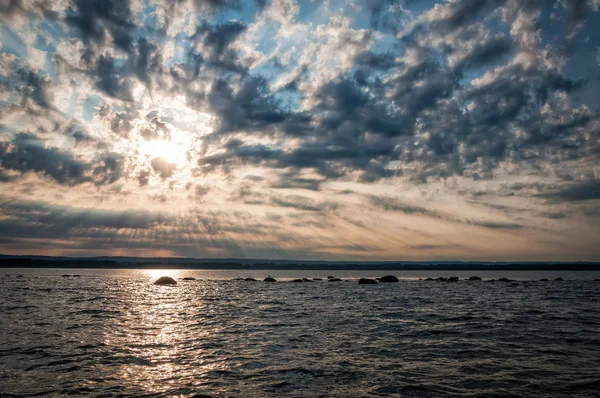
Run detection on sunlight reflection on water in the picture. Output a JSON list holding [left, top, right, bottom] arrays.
[[1, 270, 600, 396]]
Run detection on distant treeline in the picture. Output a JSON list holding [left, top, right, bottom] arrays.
[[0, 258, 599, 270]]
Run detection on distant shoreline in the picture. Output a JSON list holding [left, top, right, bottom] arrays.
[[1, 256, 599, 270]]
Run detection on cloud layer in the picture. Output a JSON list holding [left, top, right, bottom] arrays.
[[1, 0, 599, 260]]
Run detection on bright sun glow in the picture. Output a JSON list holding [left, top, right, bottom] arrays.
[[140, 140, 188, 166], [147, 269, 180, 279]]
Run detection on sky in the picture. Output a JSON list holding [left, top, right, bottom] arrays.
[[0, 0, 599, 261]]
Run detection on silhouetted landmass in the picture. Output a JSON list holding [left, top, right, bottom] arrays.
[[0, 255, 599, 270]]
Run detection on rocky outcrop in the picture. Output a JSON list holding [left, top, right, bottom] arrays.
[[264, 276, 276, 282], [358, 278, 378, 285], [154, 276, 177, 285], [379, 275, 399, 283]]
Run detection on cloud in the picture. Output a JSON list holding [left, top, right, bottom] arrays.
[[1, 0, 600, 260], [150, 157, 177, 180], [537, 180, 600, 203]]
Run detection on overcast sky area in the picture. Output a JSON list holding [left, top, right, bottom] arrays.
[[0, 0, 599, 261]]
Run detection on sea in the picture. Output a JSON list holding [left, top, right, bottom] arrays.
[[1, 268, 600, 397]]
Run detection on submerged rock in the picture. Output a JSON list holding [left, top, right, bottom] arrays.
[[291, 278, 304, 283], [73, 274, 81, 277], [498, 278, 512, 282], [554, 277, 564, 281], [468, 276, 482, 281], [181, 277, 196, 281], [328, 278, 342, 282], [379, 275, 399, 283], [61, 274, 71, 277], [302, 278, 313, 282], [244, 277, 257, 282], [264, 276, 276, 282], [153, 276, 177, 285], [358, 278, 378, 285], [448, 276, 459, 282], [327, 276, 335, 279], [436, 277, 447, 281]]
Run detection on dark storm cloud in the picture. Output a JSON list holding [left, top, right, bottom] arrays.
[[0, 133, 89, 185], [11, 68, 55, 112], [94, 54, 133, 102], [369, 194, 526, 230], [0, 133, 126, 186], [367, 195, 442, 218], [207, 76, 290, 133], [270, 194, 338, 212], [65, 0, 135, 51], [272, 174, 322, 191], [0, 200, 176, 230], [132, 38, 162, 86], [194, 20, 247, 56], [537, 180, 600, 203], [468, 220, 523, 229], [453, 36, 513, 70]]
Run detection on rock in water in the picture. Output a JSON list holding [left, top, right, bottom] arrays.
[[554, 277, 564, 281], [154, 276, 177, 285], [358, 278, 378, 285], [379, 275, 399, 283], [448, 276, 459, 282], [468, 276, 482, 281], [539, 278, 549, 281], [328, 278, 342, 282], [264, 276, 276, 282], [181, 277, 196, 281], [313, 278, 322, 281], [244, 277, 257, 282]]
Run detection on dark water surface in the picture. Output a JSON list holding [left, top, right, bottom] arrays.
[[1, 269, 600, 397]]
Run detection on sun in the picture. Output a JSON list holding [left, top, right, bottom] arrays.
[[140, 140, 188, 166]]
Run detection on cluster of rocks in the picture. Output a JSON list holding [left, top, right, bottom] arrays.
[[421, 276, 568, 282], [152, 274, 583, 285]]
